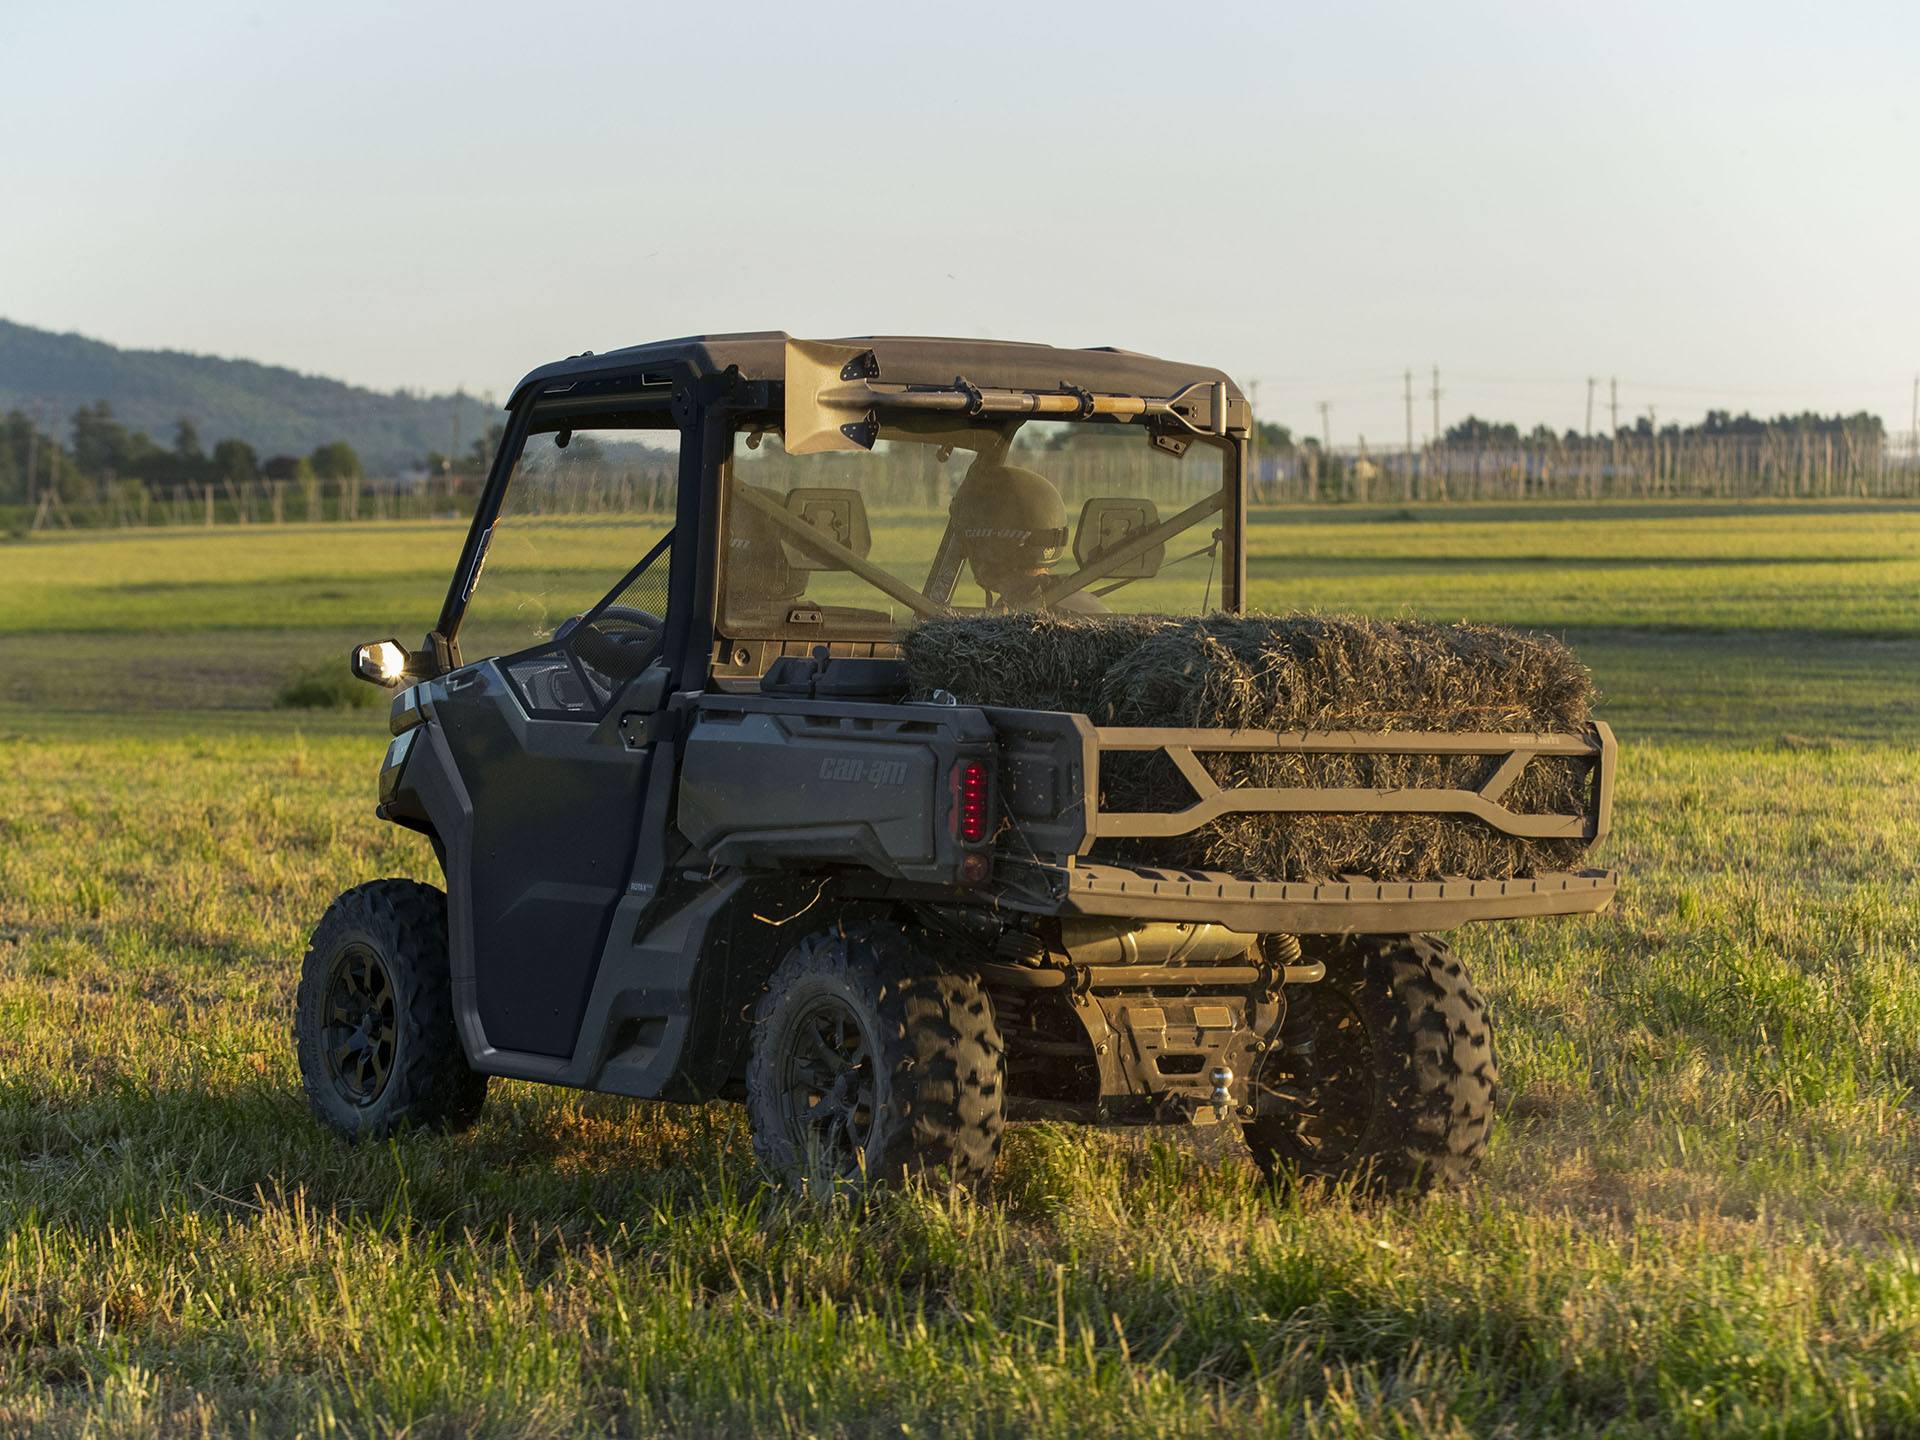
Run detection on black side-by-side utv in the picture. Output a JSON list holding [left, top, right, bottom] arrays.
[[297, 333, 1616, 1192]]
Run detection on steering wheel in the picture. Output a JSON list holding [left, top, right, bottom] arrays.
[[570, 604, 664, 682]]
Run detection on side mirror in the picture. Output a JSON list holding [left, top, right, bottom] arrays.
[[624, 662, 671, 714], [350, 639, 410, 687]]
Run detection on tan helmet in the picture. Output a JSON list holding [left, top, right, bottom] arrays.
[[949, 463, 1069, 594]]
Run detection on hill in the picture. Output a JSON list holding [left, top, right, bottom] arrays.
[[0, 318, 498, 474]]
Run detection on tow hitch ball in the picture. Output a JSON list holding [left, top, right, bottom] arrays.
[[1208, 1065, 1234, 1122]]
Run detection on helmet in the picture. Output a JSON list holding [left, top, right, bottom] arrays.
[[949, 464, 1069, 594]]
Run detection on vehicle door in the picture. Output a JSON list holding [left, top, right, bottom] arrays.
[[434, 418, 681, 1060]]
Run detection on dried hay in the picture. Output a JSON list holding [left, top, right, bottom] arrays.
[[902, 612, 1598, 882]]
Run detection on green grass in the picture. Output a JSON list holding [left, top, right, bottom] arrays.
[[3, 500, 1919, 1436]]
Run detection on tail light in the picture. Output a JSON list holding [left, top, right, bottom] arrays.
[[953, 759, 990, 843]]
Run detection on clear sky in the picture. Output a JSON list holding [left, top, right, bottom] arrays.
[[3, 0, 1914, 446]]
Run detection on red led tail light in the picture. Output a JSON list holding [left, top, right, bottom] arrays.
[[954, 760, 990, 843]]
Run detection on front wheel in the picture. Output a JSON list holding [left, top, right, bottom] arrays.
[[1244, 935, 1496, 1194], [746, 922, 1005, 1190], [294, 879, 488, 1140]]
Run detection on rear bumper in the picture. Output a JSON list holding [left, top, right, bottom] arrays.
[[992, 860, 1617, 934]]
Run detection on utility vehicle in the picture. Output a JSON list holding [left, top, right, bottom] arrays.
[[297, 333, 1617, 1192]]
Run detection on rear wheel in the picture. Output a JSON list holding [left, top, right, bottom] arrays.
[[1243, 934, 1496, 1194], [747, 922, 1005, 1190], [294, 880, 488, 1140]]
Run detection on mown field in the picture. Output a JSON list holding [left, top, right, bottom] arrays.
[[2, 500, 1918, 1437]]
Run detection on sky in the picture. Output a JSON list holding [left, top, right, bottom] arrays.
[[2, 0, 1915, 447]]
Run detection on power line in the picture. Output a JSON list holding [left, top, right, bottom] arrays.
[[1247, 367, 1909, 435], [1246, 373, 1406, 389], [1448, 374, 1909, 395]]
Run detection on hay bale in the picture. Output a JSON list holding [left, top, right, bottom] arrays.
[[902, 612, 1598, 882]]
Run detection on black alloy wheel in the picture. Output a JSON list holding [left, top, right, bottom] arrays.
[[774, 993, 879, 1180], [321, 944, 399, 1106], [746, 922, 1005, 1190]]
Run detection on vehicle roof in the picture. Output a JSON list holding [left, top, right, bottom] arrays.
[[507, 332, 1244, 409]]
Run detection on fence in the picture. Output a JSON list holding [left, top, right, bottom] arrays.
[[10, 472, 491, 532], [11, 430, 1920, 534], [1255, 429, 1920, 504]]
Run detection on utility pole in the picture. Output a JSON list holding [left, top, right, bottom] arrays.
[[1318, 400, 1331, 452], [1584, 377, 1597, 499], [1403, 368, 1415, 500], [40, 416, 63, 531], [1608, 377, 1620, 493], [24, 400, 39, 509], [1647, 405, 1659, 495], [1429, 366, 1444, 500]]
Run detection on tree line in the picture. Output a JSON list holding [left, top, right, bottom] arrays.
[[0, 401, 367, 509], [1256, 408, 1885, 455]]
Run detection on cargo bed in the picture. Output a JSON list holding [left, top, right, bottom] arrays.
[[985, 707, 1617, 930]]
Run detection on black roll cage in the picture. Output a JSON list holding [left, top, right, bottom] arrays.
[[431, 360, 1249, 696]]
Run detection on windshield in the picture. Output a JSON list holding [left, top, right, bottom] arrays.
[[720, 417, 1232, 645], [457, 417, 679, 662]]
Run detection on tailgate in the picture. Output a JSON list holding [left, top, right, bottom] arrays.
[[984, 709, 1616, 860]]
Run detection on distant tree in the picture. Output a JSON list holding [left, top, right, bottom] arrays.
[[260, 454, 303, 481], [174, 417, 204, 460], [1678, 409, 1883, 440], [212, 438, 259, 486], [1, 409, 66, 504], [72, 401, 129, 476], [309, 441, 363, 480], [55, 449, 98, 505], [1444, 416, 1521, 446], [1256, 421, 1294, 451], [466, 422, 506, 472], [0, 410, 23, 503]]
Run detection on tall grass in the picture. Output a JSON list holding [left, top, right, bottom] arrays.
[[2, 503, 1917, 1435]]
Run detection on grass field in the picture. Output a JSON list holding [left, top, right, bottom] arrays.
[[3, 500, 1918, 1437]]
